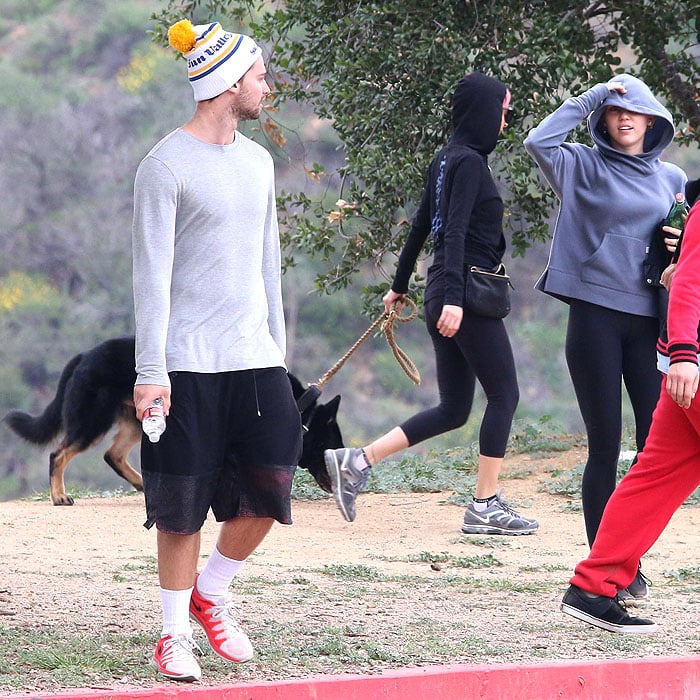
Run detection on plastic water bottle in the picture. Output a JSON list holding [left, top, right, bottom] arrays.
[[142, 397, 166, 443]]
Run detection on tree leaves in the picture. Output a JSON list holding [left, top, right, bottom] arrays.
[[155, 0, 699, 300]]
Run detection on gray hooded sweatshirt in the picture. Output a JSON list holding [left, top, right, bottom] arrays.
[[525, 74, 686, 317]]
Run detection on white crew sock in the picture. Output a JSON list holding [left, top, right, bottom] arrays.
[[160, 586, 194, 638], [196, 546, 245, 605]]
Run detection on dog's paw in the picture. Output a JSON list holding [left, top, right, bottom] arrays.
[[52, 494, 75, 506]]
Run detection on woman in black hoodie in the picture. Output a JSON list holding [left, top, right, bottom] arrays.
[[324, 72, 539, 535]]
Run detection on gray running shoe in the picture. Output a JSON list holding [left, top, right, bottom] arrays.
[[461, 490, 539, 535], [324, 448, 371, 522], [618, 566, 652, 602], [561, 584, 657, 634]]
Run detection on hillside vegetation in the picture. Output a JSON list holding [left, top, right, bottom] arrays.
[[0, 1, 698, 500]]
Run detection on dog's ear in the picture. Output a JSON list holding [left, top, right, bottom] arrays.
[[298, 392, 342, 494], [323, 394, 341, 418], [316, 396, 343, 447]]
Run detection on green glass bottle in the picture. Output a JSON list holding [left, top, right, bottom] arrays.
[[665, 192, 690, 231], [665, 192, 690, 263]]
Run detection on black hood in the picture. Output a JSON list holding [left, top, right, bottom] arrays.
[[450, 71, 508, 155], [686, 178, 700, 207]]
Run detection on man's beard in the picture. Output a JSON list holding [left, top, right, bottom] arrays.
[[232, 100, 262, 122]]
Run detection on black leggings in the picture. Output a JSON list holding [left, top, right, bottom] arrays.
[[400, 297, 519, 458], [565, 299, 661, 546]]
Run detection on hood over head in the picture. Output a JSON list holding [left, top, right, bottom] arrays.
[[450, 71, 508, 154], [588, 74, 675, 159]]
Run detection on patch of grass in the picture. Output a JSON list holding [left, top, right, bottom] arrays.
[[0, 627, 153, 690], [236, 575, 289, 595], [559, 500, 583, 513], [684, 489, 700, 505], [23, 487, 139, 502], [485, 578, 547, 594], [616, 457, 635, 480], [402, 620, 510, 658], [407, 551, 503, 569], [451, 554, 503, 569], [409, 551, 452, 564], [443, 487, 478, 507], [366, 444, 479, 494], [508, 416, 579, 455], [519, 563, 570, 573], [585, 633, 662, 654], [111, 557, 158, 582], [541, 455, 700, 506], [251, 620, 414, 671], [662, 566, 700, 583], [9, 425, 699, 694], [370, 573, 551, 595], [345, 417, 581, 499], [115, 558, 158, 575], [455, 535, 515, 549], [321, 563, 387, 581], [56, 571, 91, 579], [291, 469, 331, 500], [539, 462, 584, 498], [290, 417, 578, 501], [504, 464, 538, 480]]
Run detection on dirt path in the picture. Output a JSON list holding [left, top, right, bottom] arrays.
[[2, 448, 700, 693]]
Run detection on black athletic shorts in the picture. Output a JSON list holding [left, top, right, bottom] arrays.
[[140, 367, 302, 534]]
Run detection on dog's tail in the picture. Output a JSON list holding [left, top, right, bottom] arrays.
[[3, 353, 83, 445]]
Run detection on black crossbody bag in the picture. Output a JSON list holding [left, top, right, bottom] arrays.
[[464, 263, 513, 319]]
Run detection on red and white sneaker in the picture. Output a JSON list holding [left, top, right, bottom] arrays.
[[150, 634, 202, 682], [189, 583, 254, 663]]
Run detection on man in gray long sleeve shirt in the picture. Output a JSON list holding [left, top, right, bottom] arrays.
[[132, 19, 301, 682]]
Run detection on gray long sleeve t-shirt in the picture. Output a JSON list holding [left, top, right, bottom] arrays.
[[132, 128, 286, 387]]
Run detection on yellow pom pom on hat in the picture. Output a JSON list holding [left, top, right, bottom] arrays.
[[168, 19, 261, 101], [168, 19, 198, 53]]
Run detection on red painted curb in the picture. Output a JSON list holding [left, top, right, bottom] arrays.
[[7, 656, 700, 700]]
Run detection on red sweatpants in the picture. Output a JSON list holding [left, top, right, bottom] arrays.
[[571, 376, 700, 597]]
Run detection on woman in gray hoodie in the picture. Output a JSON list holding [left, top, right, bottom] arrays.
[[525, 75, 686, 599]]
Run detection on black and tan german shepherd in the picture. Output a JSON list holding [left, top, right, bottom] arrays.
[[4, 337, 340, 505]]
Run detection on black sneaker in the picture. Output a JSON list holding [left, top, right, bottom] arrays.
[[560, 584, 658, 634], [618, 566, 651, 602]]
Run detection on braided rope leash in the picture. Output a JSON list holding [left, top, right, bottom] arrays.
[[298, 299, 421, 411], [379, 299, 421, 386]]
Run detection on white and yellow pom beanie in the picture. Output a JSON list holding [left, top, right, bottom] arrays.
[[168, 19, 261, 102]]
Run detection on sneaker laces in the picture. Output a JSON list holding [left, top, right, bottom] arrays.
[[637, 569, 653, 587], [164, 634, 204, 659], [342, 455, 371, 491], [493, 491, 520, 518], [208, 599, 246, 634], [348, 466, 370, 491]]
